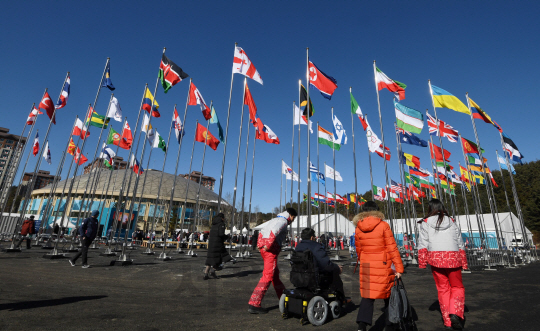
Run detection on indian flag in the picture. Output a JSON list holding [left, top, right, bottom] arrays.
[[318, 126, 340, 151], [394, 101, 423, 134], [375, 66, 407, 100]]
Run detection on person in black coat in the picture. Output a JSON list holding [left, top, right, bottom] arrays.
[[204, 213, 234, 280], [69, 210, 100, 268], [295, 228, 345, 300]]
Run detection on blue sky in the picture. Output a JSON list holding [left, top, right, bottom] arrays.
[[3, 1, 539, 213]]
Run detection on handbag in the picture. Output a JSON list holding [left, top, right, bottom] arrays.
[[388, 278, 418, 331]]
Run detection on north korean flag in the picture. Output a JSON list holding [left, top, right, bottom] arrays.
[[308, 61, 338, 100]]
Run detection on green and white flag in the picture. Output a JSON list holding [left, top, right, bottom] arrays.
[[394, 100, 423, 134], [318, 125, 340, 150], [148, 129, 167, 152]]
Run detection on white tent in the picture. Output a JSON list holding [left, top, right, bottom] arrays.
[[392, 212, 533, 248], [253, 213, 355, 237], [52, 217, 76, 229]]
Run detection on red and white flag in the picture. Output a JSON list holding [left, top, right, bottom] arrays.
[[188, 82, 212, 120], [72, 118, 90, 139], [32, 132, 39, 156], [308, 61, 338, 100], [255, 117, 279, 144], [233, 46, 263, 85], [74, 148, 88, 165], [244, 83, 258, 126], [39, 92, 56, 124], [26, 107, 43, 125], [122, 120, 133, 147], [172, 107, 184, 144]]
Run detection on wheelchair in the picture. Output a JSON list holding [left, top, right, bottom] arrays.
[[279, 250, 343, 326]]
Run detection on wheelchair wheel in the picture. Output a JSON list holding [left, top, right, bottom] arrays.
[[307, 296, 328, 326], [279, 294, 286, 314], [329, 301, 341, 319]]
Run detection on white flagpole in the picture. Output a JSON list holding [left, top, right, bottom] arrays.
[[306, 48, 312, 226]]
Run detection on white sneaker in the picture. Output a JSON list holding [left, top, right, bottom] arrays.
[[69, 260, 76, 267], [82, 265, 91, 268]]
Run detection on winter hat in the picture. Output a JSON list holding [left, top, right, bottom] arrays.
[[91, 210, 100, 217]]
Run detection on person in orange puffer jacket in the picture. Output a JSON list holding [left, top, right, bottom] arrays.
[[353, 201, 404, 331]]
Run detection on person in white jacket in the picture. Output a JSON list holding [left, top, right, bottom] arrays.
[[417, 199, 467, 330]]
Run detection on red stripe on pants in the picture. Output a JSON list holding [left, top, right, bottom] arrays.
[[431, 266, 465, 327], [248, 250, 285, 307]]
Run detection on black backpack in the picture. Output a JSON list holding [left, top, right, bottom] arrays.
[[388, 278, 418, 331], [289, 250, 319, 290]]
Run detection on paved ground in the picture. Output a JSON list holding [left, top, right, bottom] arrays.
[[0, 242, 539, 331]]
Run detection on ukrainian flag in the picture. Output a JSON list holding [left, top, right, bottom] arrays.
[[431, 85, 471, 115]]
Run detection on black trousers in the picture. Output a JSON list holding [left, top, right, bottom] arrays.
[[71, 238, 93, 265], [16, 235, 32, 249], [320, 268, 345, 298], [356, 297, 389, 325]]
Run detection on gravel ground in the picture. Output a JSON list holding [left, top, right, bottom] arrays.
[[1, 243, 539, 331]]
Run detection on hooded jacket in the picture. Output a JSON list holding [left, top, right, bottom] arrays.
[[256, 211, 291, 254], [205, 215, 228, 267], [417, 214, 467, 269], [354, 211, 404, 299]]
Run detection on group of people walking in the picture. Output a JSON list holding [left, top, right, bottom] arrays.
[[245, 200, 467, 330]]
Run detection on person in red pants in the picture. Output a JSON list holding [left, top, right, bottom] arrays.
[[248, 208, 297, 314], [417, 199, 467, 330]]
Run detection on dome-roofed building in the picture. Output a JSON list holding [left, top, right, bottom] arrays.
[[26, 169, 226, 237]]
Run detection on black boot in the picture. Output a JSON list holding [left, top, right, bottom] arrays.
[[210, 270, 219, 279], [203, 273, 209, 280], [248, 305, 268, 314], [450, 314, 464, 330], [357, 321, 367, 331]]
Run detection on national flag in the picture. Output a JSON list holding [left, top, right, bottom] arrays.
[[461, 137, 483, 154], [159, 54, 189, 93], [42, 142, 51, 165], [309, 161, 325, 185], [373, 185, 387, 200], [148, 129, 167, 152], [332, 114, 347, 145], [427, 113, 459, 143], [188, 81, 211, 120], [107, 96, 122, 122], [351, 92, 368, 130], [100, 143, 116, 169], [415, 175, 434, 190], [308, 61, 338, 100], [72, 118, 90, 139], [375, 144, 391, 161], [232, 46, 263, 85], [142, 114, 153, 134], [397, 128, 427, 148], [314, 193, 326, 202], [107, 126, 130, 150], [325, 164, 343, 181], [391, 180, 403, 193], [467, 155, 487, 167], [318, 126, 340, 151], [468, 164, 485, 175], [400, 151, 420, 168], [489, 172, 498, 187], [142, 87, 160, 118], [121, 121, 133, 148], [469, 98, 502, 132], [195, 123, 220, 151], [67, 138, 88, 165], [86, 109, 109, 128], [300, 84, 315, 117], [244, 83, 258, 126], [429, 142, 451, 162], [348, 193, 356, 204], [394, 101, 423, 134], [293, 105, 313, 134], [460, 166, 472, 192], [502, 133, 524, 164], [375, 67, 407, 100], [26, 107, 43, 125], [409, 166, 431, 178], [101, 61, 115, 91], [55, 76, 70, 109], [358, 196, 367, 205], [172, 107, 185, 144], [39, 92, 56, 124], [254, 118, 280, 144], [32, 132, 39, 156], [282, 160, 300, 182], [431, 85, 470, 115], [497, 154, 516, 174], [129, 155, 144, 175]]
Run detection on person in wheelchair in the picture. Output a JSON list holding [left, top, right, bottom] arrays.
[[295, 228, 345, 302]]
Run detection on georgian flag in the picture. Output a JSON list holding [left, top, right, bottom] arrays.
[[32, 132, 39, 156], [26, 107, 43, 125], [43, 142, 51, 164], [188, 82, 211, 120], [172, 107, 184, 143], [55, 76, 70, 109], [232, 46, 263, 85], [107, 96, 123, 122]]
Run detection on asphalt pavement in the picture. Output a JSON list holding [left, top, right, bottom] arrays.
[[0, 243, 539, 331]]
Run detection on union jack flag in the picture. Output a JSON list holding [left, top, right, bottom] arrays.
[[427, 113, 459, 143]]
